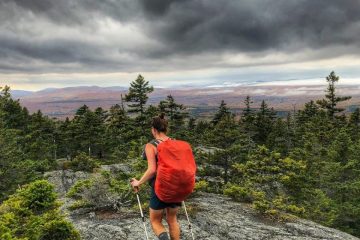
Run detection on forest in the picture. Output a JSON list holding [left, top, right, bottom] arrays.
[[1, 71, 360, 239]]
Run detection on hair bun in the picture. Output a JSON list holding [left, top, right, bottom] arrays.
[[159, 113, 165, 119]]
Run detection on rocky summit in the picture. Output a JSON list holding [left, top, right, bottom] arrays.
[[45, 167, 359, 240]]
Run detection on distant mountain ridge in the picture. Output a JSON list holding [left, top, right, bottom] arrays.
[[11, 85, 360, 119], [11, 90, 34, 99]]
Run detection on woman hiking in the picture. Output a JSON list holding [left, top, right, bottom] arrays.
[[131, 114, 181, 240]]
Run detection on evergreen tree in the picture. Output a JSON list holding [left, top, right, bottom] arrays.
[[193, 120, 211, 145], [106, 104, 136, 161], [57, 117, 73, 159], [349, 108, 360, 141], [212, 100, 232, 125], [316, 71, 351, 119], [0, 128, 25, 200], [253, 100, 276, 144], [228, 146, 306, 216], [0, 85, 29, 130], [93, 107, 107, 158], [187, 117, 196, 131], [124, 74, 154, 133], [350, 108, 360, 126], [23, 110, 56, 166], [242, 95, 254, 121], [71, 105, 106, 158], [297, 101, 319, 124], [158, 95, 188, 135], [240, 96, 256, 147], [208, 115, 239, 149], [267, 118, 292, 155]]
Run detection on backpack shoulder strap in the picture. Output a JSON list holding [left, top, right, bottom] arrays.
[[150, 139, 161, 148]]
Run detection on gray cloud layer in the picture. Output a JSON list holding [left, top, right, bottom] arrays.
[[1, 0, 360, 74]]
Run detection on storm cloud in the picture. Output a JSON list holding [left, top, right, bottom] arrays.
[[1, 0, 360, 87]]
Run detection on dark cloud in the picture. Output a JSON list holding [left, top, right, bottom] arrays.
[[0, 0, 360, 74], [139, 0, 189, 16], [140, 0, 360, 56], [2, 0, 139, 25]]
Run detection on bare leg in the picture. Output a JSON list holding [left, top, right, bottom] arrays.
[[150, 208, 167, 237], [166, 207, 180, 240]]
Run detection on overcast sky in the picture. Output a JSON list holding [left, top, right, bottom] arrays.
[[1, 0, 360, 90]]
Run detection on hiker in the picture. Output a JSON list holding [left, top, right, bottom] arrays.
[[131, 113, 181, 240]]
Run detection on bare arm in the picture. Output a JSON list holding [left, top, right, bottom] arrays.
[[131, 143, 157, 190]]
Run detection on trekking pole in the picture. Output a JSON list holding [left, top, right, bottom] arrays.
[[131, 182, 149, 240], [182, 201, 195, 240]]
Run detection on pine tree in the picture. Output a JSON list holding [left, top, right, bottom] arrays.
[[124, 74, 154, 116], [243, 96, 254, 120], [349, 108, 360, 126], [212, 100, 232, 125], [93, 107, 107, 158], [0, 85, 29, 130], [317, 71, 351, 119], [158, 95, 188, 134], [72, 105, 105, 157], [105, 104, 136, 161], [188, 117, 196, 131], [124, 74, 154, 133], [253, 100, 276, 144], [241, 95, 256, 143], [298, 101, 319, 123], [107, 104, 128, 129], [0, 128, 25, 200], [57, 117, 73, 160], [349, 108, 360, 141]]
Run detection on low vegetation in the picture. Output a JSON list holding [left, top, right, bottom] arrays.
[[0, 180, 80, 240]]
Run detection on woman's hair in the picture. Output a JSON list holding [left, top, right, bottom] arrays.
[[152, 113, 168, 133]]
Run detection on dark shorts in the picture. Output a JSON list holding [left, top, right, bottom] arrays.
[[150, 186, 182, 210]]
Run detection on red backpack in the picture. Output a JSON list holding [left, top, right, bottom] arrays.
[[154, 139, 196, 203]]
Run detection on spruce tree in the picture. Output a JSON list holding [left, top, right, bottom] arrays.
[[0, 85, 29, 130], [316, 71, 351, 119], [106, 104, 135, 161], [241, 95, 256, 140], [158, 95, 188, 134], [349, 108, 360, 126], [124, 74, 154, 133], [212, 100, 232, 125], [72, 105, 104, 157], [243, 95, 254, 120], [253, 100, 276, 144]]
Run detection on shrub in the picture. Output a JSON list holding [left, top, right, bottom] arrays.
[[40, 219, 80, 240], [69, 200, 93, 210], [195, 180, 209, 192], [20, 180, 58, 213], [66, 179, 93, 199], [68, 153, 99, 172], [0, 180, 80, 240], [253, 199, 270, 213], [67, 171, 135, 211], [230, 146, 307, 218], [223, 183, 253, 202]]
